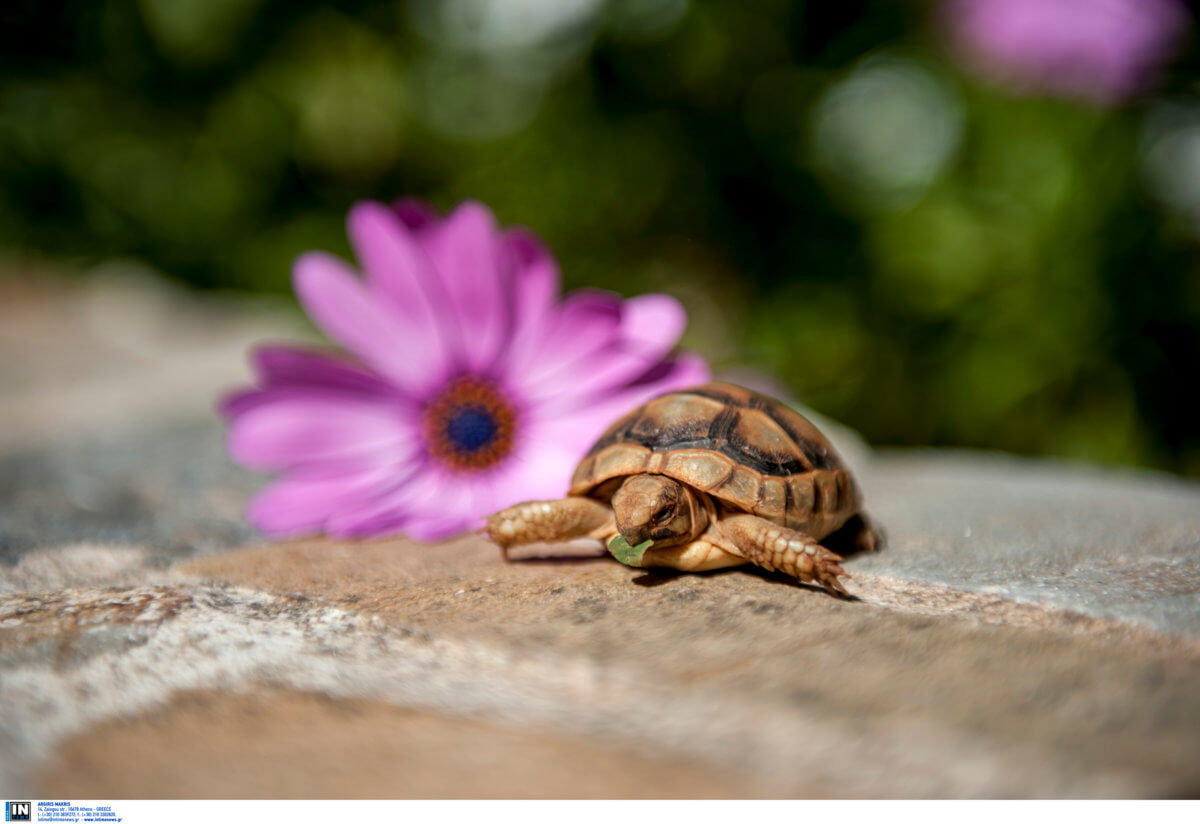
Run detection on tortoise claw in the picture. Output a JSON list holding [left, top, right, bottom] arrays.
[[818, 565, 850, 597], [809, 548, 850, 596]]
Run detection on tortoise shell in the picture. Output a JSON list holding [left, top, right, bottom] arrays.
[[570, 382, 862, 537]]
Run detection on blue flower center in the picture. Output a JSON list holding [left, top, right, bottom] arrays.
[[444, 405, 499, 453], [423, 378, 516, 471]]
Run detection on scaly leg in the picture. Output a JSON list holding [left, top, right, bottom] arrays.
[[708, 514, 849, 596], [486, 496, 614, 557], [824, 511, 885, 556], [848, 512, 884, 553]]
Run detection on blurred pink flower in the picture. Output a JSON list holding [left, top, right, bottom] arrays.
[[220, 199, 709, 541], [942, 0, 1190, 105]]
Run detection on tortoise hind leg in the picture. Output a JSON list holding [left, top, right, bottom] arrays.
[[708, 514, 849, 596], [823, 512, 885, 556], [486, 496, 614, 556]]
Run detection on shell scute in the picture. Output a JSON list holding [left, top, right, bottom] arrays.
[[712, 465, 762, 508], [788, 475, 815, 513], [754, 476, 787, 520], [726, 408, 810, 475], [663, 449, 734, 491], [835, 469, 861, 512], [813, 472, 839, 513], [628, 394, 724, 450], [761, 403, 839, 470], [593, 443, 649, 481]]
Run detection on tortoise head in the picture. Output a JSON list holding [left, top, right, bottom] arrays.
[[611, 475, 707, 548]]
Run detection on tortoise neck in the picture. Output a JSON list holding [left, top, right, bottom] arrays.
[[682, 487, 711, 542]]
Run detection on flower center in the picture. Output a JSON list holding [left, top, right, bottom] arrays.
[[423, 378, 516, 472]]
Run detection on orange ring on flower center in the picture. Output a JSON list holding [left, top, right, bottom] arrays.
[[423, 377, 517, 472]]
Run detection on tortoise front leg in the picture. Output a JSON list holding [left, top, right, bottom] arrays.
[[486, 496, 614, 555], [708, 514, 849, 596]]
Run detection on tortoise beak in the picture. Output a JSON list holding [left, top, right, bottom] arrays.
[[619, 525, 652, 548]]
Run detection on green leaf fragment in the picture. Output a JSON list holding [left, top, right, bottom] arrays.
[[608, 534, 654, 566]]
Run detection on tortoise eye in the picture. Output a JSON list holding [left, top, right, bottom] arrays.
[[653, 505, 673, 524]]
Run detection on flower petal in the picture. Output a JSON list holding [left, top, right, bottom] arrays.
[[512, 292, 690, 404], [484, 439, 581, 506], [536, 351, 712, 434], [250, 345, 391, 395], [516, 346, 652, 406], [247, 467, 400, 538], [325, 468, 471, 540], [292, 251, 442, 396], [227, 394, 417, 473], [506, 227, 560, 330], [506, 290, 623, 387], [347, 202, 457, 382], [398, 474, 496, 541], [619, 294, 687, 360], [399, 511, 478, 542], [499, 228, 563, 379], [218, 346, 397, 421], [392, 198, 440, 234], [422, 201, 512, 372], [218, 387, 273, 419]]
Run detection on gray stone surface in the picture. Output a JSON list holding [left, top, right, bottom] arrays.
[[5, 421, 1197, 637], [3, 543, 1198, 799], [6, 268, 1195, 637], [0, 268, 293, 567], [856, 451, 1200, 638], [0, 421, 257, 566]]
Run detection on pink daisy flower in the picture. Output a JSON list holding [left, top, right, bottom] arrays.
[[220, 199, 710, 542], [942, 0, 1189, 105]]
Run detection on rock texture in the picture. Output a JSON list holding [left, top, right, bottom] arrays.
[[854, 451, 1200, 638], [39, 691, 756, 800], [1, 271, 1198, 798]]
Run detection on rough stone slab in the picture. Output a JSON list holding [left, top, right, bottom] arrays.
[[3, 544, 1198, 798], [0, 421, 258, 567], [5, 436, 1198, 638], [5, 421, 1198, 638], [0, 270, 289, 566], [38, 690, 758, 800], [4, 271, 1197, 637], [0, 422, 260, 570], [856, 451, 1200, 638], [0, 269, 304, 452]]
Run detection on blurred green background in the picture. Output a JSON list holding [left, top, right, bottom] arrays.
[[2, 0, 1199, 474]]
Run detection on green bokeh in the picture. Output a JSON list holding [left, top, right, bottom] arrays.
[[1, 0, 1197, 474]]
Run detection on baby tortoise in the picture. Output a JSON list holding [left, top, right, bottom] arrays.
[[486, 382, 880, 595]]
